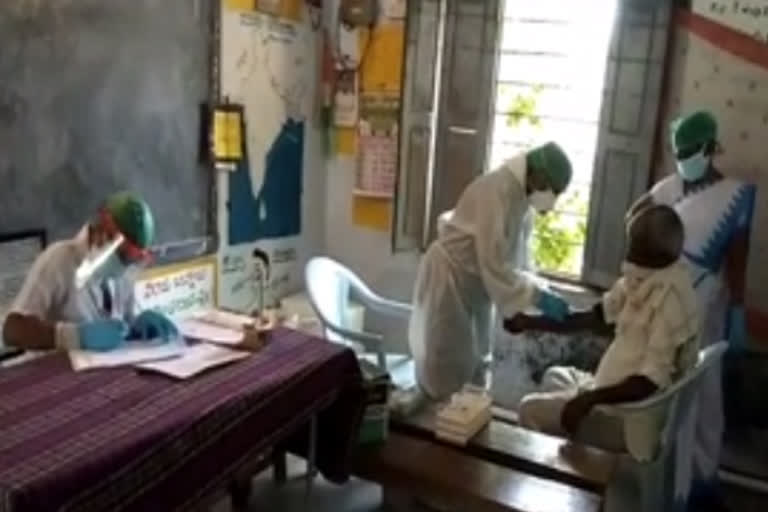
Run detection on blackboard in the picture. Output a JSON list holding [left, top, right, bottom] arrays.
[[0, 0, 214, 258]]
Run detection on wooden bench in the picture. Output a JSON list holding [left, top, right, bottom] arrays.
[[352, 433, 602, 512], [392, 406, 617, 495]]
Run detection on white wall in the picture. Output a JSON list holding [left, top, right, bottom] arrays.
[[324, 155, 419, 352], [216, 6, 327, 312]]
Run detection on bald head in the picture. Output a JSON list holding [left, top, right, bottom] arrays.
[[626, 204, 684, 268]]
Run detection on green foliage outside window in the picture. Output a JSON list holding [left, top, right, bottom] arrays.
[[502, 85, 589, 275]]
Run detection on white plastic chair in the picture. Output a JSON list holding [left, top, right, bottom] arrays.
[[305, 257, 412, 371], [599, 341, 728, 512]]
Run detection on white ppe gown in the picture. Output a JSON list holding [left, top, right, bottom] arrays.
[[408, 154, 538, 400]]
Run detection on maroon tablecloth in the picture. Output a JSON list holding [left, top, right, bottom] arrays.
[[0, 328, 363, 512]]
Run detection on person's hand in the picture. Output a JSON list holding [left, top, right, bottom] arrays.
[[130, 310, 179, 342], [78, 319, 128, 352], [503, 314, 530, 334], [561, 393, 595, 435], [535, 290, 570, 322]]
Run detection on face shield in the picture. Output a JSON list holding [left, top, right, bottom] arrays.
[[74, 210, 152, 289]]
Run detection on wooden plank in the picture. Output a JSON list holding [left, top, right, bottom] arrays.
[[491, 406, 519, 424], [352, 433, 601, 512], [392, 407, 617, 494]]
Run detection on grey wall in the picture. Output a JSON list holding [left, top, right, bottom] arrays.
[[0, 0, 212, 247]]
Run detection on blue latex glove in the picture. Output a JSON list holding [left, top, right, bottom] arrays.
[[535, 290, 569, 322], [130, 310, 179, 342], [728, 306, 747, 351], [79, 319, 128, 352]]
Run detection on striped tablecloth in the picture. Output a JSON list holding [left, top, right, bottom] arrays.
[[0, 328, 363, 512]]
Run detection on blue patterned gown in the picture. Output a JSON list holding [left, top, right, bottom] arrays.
[[651, 173, 755, 505]]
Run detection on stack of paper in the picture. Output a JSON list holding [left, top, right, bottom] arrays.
[[69, 337, 187, 372], [136, 343, 250, 379], [435, 386, 492, 446], [177, 318, 244, 345], [179, 308, 277, 346], [191, 309, 256, 329]]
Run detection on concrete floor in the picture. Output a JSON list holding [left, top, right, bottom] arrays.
[[209, 452, 767, 512], [212, 455, 383, 512]]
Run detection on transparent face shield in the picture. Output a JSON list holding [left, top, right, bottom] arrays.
[[74, 211, 152, 289], [75, 234, 124, 289]]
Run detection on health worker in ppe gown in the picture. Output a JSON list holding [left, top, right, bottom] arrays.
[[628, 110, 755, 511], [409, 142, 573, 400], [3, 192, 179, 353]]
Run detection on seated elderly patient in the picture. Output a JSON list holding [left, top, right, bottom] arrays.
[[513, 204, 699, 452]]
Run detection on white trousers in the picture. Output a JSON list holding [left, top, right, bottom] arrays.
[[518, 366, 625, 453]]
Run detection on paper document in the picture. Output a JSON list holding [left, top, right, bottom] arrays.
[[69, 338, 186, 371], [136, 343, 250, 379], [177, 318, 245, 345], [191, 309, 256, 329]]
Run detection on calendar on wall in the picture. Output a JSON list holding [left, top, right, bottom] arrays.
[[355, 92, 400, 198]]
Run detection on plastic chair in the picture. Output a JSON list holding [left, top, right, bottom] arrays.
[[599, 341, 728, 512], [305, 257, 412, 371]]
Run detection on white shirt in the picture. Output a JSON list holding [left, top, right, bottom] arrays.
[[9, 227, 136, 334], [594, 261, 699, 389]]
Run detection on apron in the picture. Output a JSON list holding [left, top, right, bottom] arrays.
[[408, 240, 488, 400], [409, 204, 534, 400]]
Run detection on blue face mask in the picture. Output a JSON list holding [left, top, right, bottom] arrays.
[[676, 150, 709, 182]]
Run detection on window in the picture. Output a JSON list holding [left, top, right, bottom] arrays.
[[490, 1, 617, 277], [394, 0, 672, 287]]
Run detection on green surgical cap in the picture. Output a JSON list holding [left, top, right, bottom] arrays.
[[526, 141, 572, 193], [671, 110, 718, 154], [105, 192, 155, 248]]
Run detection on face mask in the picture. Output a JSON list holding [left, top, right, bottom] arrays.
[[94, 253, 128, 281], [676, 150, 709, 182], [529, 190, 556, 213]]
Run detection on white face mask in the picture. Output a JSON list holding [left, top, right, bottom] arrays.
[[676, 149, 710, 182], [529, 190, 556, 213]]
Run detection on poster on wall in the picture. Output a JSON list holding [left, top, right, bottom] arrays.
[[355, 92, 399, 198], [694, 0, 768, 43], [219, 242, 299, 313], [134, 258, 217, 319], [381, 0, 407, 20], [224, 0, 303, 21], [334, 70, 359, 127], [221, 9, 311, 244]]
